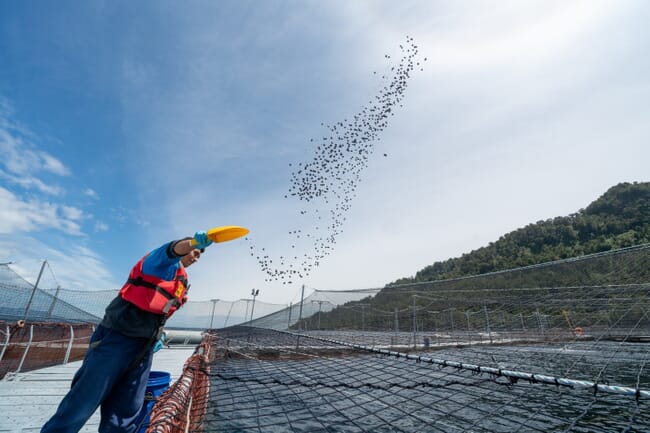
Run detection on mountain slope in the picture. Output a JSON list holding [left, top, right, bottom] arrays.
[[393, 182, 650, 285], [294, 182, 650, 330]]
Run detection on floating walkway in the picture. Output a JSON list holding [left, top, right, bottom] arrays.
[[0, 347, 195, 433]]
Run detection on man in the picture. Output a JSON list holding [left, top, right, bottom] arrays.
[[41, 231, 213, 433]]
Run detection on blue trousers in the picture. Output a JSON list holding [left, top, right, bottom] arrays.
[[41, 325, 154, 433]]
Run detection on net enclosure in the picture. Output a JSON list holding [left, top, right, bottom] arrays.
[[0, 261, 374, 330], [148, 245, 650, 432], [186, 327, 648, 433], [0, 262, 374, 379]]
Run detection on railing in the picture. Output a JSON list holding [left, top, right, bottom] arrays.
[[0, 321, 95, 380]]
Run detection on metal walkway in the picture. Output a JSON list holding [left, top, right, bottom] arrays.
[[0, 347, 195, 433]]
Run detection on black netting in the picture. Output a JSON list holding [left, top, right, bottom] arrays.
[[202, 328, 649, 432]]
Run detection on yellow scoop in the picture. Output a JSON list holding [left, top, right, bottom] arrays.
[[191, 225, 250, 245]]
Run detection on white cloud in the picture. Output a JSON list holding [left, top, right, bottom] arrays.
[[60, 205, 85, 221], [0, 187, 84, 236], [417, 1, 620, 72], [0, 169, 65, 195], [0, 110, 107, 295], [40, 153, 71, 176], [0, 130, 69, 178], [0, 235, 119, 291], [0, 117, 70, 198], [0, 129, 38, 174], [0, 104, 93, 240], [84, 188, 98, 199]]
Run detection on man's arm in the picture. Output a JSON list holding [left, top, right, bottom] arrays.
[[142, 232, 212, 278], [171, 238, 195, 257]]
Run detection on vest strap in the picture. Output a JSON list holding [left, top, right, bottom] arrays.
[[128, 277, 176, 300]]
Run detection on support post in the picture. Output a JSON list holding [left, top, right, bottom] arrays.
[[536, 308, 545, 338], [298, 284, 305, 331], [23, 260, 47, 321], [64, 325, 74, 364], [250, 289, 259, 324], [484, 305, 493, 344], [46, 285, 61, 320], [16, 324, 34, 373], [412, 296, 417, 348], [0, 324, 10, 363], [287, 302, 293, 330], [209, 299, 218, 329], [317, 301, 323, 330]]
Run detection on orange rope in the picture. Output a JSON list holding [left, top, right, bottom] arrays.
[[147, 334, 214, 433]]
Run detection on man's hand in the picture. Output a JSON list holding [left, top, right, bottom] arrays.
[[153, 332, 166, 353], [192, 231, 213, 250]]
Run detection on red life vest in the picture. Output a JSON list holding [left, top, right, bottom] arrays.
[[119, 255, 189, 316]]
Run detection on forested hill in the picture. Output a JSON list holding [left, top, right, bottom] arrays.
[[391, 181, 650, 285], [293, 182, 649, 331]]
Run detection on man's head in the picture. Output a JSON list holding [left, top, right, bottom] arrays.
[[181, 248, 202, 267]]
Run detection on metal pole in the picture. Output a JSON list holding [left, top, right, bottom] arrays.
[[0, 325, 10, 363], [536, 308, 545, 337], [23, 260, 47, 321], [484, 305, 493, 344], [287, 302, 293, 329], [209, 299, 218, 329], [244, 299, 251, 325], [318, 301, 323, 330], [64, 325, 74, 364], [46, 285, 61, 319], [224, 301, 235, 328], [433, 312, 439, 345], [412, 296, 417, 348], [250, 289, 259, 323], [298, 284, 305, 331], [16, 324, 34, 373]]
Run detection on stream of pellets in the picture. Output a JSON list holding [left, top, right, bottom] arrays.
[[247, 37, 426, 285]]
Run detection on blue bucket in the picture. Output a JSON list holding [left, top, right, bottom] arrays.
[[136, 370, 171, 433]]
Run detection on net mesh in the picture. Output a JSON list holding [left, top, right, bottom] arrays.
[[191, 245, 649, 432], [245, 288, 381, 330], [0, 263, 375, 330], [0, 264, 371, 378], [199, 327, 649, 432], [0, 264, 104, 323]]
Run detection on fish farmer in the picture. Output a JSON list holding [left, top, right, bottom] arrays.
[[41, 231, 213, 433]]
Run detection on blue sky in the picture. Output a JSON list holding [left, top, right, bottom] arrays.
[[1, 1, 649, 305]]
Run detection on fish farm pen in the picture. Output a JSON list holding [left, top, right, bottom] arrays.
[[2, 244, 650, 432]]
